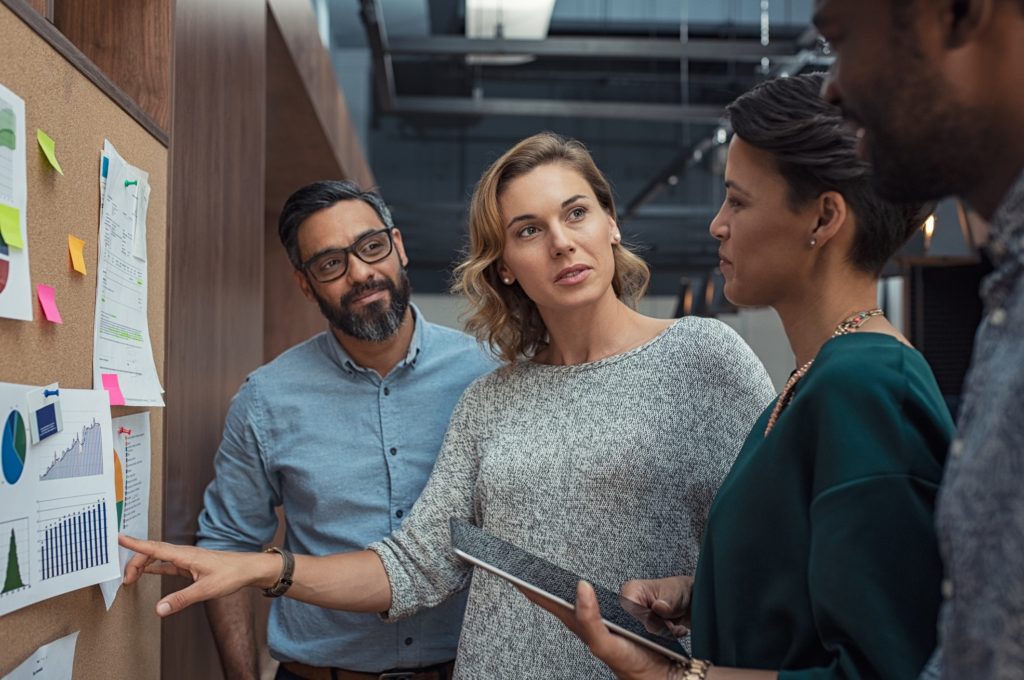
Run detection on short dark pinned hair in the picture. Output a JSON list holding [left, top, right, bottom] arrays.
[[277, 180, 394, 269], [726, 73, 927, 275]]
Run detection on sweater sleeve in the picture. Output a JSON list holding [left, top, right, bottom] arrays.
[[368, 377, 488, 619], [778, 361, 947, 680]]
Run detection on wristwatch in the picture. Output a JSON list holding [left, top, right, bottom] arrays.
[[262, 546, 295, 598]]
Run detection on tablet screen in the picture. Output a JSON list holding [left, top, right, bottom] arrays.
[[449, 517, 689, 663]]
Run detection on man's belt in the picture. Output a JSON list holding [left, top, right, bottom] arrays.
[[280, 660, 455, 680]]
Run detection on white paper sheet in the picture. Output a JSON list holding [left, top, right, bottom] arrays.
[[0, 384, 120, 617], [0, 82, 32, 321], [99, 412, 152, 609], [92, 141, 164, 406], [2, 631, 79, 680]]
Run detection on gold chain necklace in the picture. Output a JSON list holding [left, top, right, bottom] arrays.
[[763, 308, 883, 437]]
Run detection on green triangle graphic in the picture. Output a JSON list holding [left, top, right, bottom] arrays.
[[2, 527, 25, 593]]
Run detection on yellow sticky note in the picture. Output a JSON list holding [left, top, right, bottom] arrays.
[[36, 129, 64, 175], [0, 203, 23, 248], [68, 234, 86, 274]]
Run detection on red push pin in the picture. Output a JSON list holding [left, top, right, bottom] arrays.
[[118, 427, 132, 435]]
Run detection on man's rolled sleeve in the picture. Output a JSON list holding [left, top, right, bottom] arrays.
[[196, 376, 280, 553]]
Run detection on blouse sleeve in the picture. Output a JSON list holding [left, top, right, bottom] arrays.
[[779, 359, 949, 680], [368, 377, 488, 619]]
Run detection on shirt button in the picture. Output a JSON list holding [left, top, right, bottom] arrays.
[[990, 308, 1007, 326], [950, 439, 964, 458], [404, 637, 414, 646], [383, 387, 391, 396], [941, 579, 954, 599], [390, 447, 397, 456], [396, 509, 404, 518]]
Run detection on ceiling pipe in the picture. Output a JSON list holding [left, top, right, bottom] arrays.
[[358, 0, 814, 123]]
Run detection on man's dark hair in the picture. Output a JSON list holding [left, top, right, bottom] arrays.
[[278, 180, 394, 269], [726, 73, 928, 275]]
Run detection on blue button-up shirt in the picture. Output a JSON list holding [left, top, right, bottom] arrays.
[[196, 306, 497, 671], [921, 169, 1024, 680]]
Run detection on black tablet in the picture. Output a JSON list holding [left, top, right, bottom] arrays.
[[449, 517, 689, 663]]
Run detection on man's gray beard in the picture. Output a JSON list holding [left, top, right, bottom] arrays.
[[315, 270, 411, 342]]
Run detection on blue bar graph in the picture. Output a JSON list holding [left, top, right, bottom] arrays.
[[40, 499, 108, 580]]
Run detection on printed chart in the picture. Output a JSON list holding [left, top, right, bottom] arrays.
[[99, 412, 151, 609], [38, 496, 109, 580], [39, 419, 103, 481], [0, 383, 119, 617], [0, 83, 31, 320]]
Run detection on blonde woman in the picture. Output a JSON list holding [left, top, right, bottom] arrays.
[[121, 133, 775, 679]]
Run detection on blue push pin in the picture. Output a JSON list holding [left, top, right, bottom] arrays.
[[43, 388, 60, 398]]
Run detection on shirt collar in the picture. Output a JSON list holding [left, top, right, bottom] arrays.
[[326, 303, 425, 375], [988, 166, 1024, 265], [979, 167, 1024, 309]]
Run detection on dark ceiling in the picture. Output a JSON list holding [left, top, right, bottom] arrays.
[[322, 0, 828, 295]]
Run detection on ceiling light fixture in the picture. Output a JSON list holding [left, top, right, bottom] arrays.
[[465, 0, 557, 65]]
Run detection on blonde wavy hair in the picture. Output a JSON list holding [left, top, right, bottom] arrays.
[[452, 132, 651, 364]]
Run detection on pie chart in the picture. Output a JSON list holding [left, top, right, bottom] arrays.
[[2, 410, 27, 484]]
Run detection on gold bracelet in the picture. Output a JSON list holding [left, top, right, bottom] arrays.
[[667, 658, 712, 680]]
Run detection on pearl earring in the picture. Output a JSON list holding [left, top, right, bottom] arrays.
[[809, 237, 817, 247], [503, 277, 512, 284]]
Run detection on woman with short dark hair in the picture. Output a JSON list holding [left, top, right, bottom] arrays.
[[528, 73, 954, 680]]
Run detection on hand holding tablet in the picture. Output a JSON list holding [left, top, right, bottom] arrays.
[[449, 518, 689, 663]]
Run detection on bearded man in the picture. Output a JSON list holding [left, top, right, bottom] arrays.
[[196, 181, 495, 680]]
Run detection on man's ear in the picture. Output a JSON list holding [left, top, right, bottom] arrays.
[[392, 228, 410, 268], [810, 191, 849, 247], [293, 268, 317, 303], [943, 0, 992, 48]]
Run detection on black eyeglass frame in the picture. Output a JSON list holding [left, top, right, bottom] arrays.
[[300, 227, 395, 283]]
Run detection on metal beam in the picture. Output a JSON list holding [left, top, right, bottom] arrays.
[[387, 35, 797, 62], [358, 0, 396, 106], [391, 96, 723, 122]]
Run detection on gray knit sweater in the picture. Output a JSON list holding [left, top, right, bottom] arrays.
[[369, 317, 775, 679]]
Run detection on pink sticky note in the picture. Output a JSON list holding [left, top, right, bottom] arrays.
[[101, 373, 126, 406], [36, 284, 63, 323]]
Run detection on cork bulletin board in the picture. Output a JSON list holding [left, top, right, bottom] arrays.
[[0, 4, 166, 678]]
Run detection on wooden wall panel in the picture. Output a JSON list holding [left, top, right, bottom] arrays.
[[266, 0, 372, 190], [21, 0, 51, 20], [263, 2, 374, 361], [53, 0, 171, 131], [163, 1, 267, 678]]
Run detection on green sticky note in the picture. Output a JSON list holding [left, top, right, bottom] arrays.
[[0, 107, 15, 151], [0, 204, 23, 248], [36, 129, 64, 175]]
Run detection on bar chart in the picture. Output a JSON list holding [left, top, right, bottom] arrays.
[[37, 496, 109, 580]]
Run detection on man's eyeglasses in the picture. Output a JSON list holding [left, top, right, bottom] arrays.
[[301, 228, 394, 283]]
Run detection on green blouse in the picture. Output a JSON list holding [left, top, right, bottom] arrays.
[[691, 333, 954, 679]]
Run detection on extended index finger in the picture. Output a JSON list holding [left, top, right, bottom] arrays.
[[119, 535, 190, 584]]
